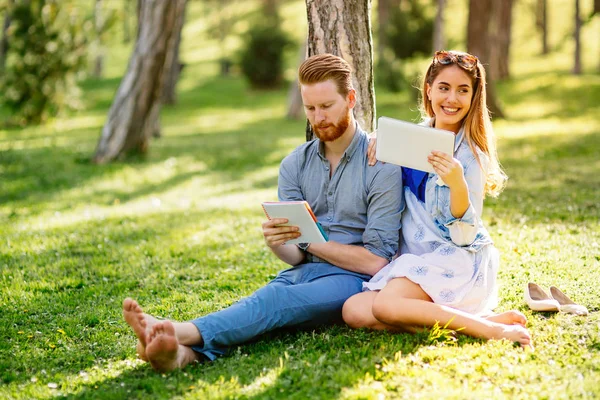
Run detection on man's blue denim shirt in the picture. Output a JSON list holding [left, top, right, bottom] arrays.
[[278, 124, 404, 263]]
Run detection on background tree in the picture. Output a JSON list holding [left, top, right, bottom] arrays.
[[490, 0, 514, 80], [573, 0, 582, 74], [467, 0, 505, 118], [161, 0, 188, 105], [305, 0, 376, 140], [1, 0, 90, 125], [536, 0, 549, 55], [240, 2, 291, 89], [122, 0, 133, 43], [0, 0, 13, 72], [286, 40, 306, 120], [433, 0, 446, 52], [377, 0, 401, 62], [93, 0, 186, 163]]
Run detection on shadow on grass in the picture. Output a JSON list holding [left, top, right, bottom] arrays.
[[56, 327, 437, 400]]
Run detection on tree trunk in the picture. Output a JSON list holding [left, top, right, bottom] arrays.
[[161, 0, 187, 105], [536, 0, 549, 54], [286, 41, 307, 120], [467, 0, 505, 119], [595, 0, 600, 14], [377, 0, 401, 62], [93, 0, 185, 164], [573, 0, 582, 75], [433, 0, 446, 52], [93, 0, 104, 78], [490, 0, 513, 80], [263, 0, 278, 18], [305, 0, 376, 140], [123, 0, 132, 43]]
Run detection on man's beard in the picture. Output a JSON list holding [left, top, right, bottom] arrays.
[[312, 106, 351, 142]]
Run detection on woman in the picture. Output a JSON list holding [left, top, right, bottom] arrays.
[[342, 50, 531, 347]]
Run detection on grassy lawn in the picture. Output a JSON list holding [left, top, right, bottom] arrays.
[[1, 0, 599, 399]]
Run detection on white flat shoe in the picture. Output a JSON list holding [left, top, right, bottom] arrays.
[[550, 286, 589, 316], [524, 283, 560, 312]]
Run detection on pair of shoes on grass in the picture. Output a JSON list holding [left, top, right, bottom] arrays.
[[524, 283, 588, 315]]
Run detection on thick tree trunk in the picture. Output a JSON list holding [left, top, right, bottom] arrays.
[[467, 0, 505, 119], [433, 0, 446, 52], [573, 0, 582, 75], [305, 0, 375, 140], [490, 0, 513, 80], [536, 0, 549, 54], [93, 0, 185, 164], [286, 41, 307, 120], [161, 0, 187, 105]]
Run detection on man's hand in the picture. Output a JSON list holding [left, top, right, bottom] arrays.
[[262, 218, 301, 248]]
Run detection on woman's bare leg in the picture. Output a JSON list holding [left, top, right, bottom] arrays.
[[372, 278, 532, 347]]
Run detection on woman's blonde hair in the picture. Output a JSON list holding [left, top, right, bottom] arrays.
[[420, 50, 507, 197]]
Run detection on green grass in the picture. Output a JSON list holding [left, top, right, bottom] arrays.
[[1, 0, 600, 398]]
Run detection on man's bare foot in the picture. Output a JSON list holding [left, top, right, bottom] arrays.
[[484, 310, 527, 327], [146, 321, 200, 372], [123, 298, 160, 361]]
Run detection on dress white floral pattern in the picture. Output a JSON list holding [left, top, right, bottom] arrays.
[[363, 188, 499, 315]]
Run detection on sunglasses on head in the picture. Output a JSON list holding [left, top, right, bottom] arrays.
[[433, 51, 478, 70]]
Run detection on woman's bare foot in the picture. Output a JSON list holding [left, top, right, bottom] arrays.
[[484, 310, 527, 327], [491, 323, 533, 349], [145, 321, 199, 372], [122, 298, 160, 361]]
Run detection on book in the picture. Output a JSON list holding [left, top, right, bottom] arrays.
[[261, 201, 328, 245]]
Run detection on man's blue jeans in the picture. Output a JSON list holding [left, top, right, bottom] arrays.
[[190, 262, 369, 360]]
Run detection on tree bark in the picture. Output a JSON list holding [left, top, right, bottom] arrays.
[[161, 0, 187, 105], [286, 41, 307, 120], [573, 0, 582, 75], [433, 0, 446, 52], [93, 0, 185, 164], [536, 0, 549, 54], [305, 0, 376, 140], [467, 0, 505, 119], [490, 0, 513, 80]]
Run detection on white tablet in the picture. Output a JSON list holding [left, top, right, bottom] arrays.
[[375, 116, 455, 174]]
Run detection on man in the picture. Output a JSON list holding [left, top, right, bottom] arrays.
[[123, 54, 404, 371]]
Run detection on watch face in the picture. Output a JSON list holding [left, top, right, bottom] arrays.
[[297, 243, 309, 251]]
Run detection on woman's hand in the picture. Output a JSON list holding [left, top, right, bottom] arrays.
[[262, 218, 300, 248], [428, 150, 466, 189], [367, 131, 378, 166]]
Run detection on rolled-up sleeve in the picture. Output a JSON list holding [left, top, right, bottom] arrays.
[[363, 164, 404, 261], [445, 153, 488, 246]]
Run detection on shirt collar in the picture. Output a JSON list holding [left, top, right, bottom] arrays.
[[317, 121, 363, 161]]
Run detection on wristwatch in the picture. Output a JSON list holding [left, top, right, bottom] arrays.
[[296, 243, 310, 252]]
